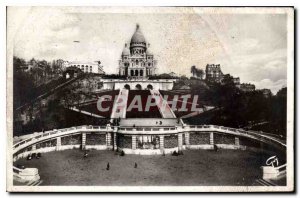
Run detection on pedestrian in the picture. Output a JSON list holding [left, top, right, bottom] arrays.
[[134, 162, 138, 168], [106, 162, 110, 170], [213, 144, 218, 152], [84, 151, 88, 158]]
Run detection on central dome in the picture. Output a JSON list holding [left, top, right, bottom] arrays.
[[130, 24, 146, 44]]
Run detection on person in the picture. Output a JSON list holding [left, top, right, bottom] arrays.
[[27, 154, 32, 160], [134, 162, 138, 168], [36, 153, 41, 159], [32, 153, 37, 159], [106, 162, 110, 170], [213, 144, 218, 152], [84, 151, 88, 158]]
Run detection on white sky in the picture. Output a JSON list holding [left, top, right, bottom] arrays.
[[9, 7, 288, 93]]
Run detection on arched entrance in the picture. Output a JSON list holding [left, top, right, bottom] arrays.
[[135, 84, 142, 90], [147, 84, 153, 90], [124, 84, 130, 90]]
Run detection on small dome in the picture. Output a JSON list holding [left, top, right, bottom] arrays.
[[122, 43, 130, 56], [146, 43, 153, 55], [130, 24, 146, 44]]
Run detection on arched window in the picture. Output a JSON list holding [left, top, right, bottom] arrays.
[[124, 84, 130, 90], [131, 70, 134, 76], [136, 60, 138, 65], [135, 70, 138, 76], [147, 84, 153, 90], [135, 84, 142, 90], [140, 70, 143, 76]]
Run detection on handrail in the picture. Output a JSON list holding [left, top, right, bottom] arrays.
[[275, 164, 287, 170], [13, 166, 23, 172]]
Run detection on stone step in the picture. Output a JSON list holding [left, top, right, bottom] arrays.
[[254, 179, 277, 186]]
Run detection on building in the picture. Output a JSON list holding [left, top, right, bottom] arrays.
[[233, 77, 240, 88], [64, 61, 105, 74], [259, 88, 272, 97], [63, 66, 83, 79], [119, 24, 157, 78], [168, 72, 178, 78], [19, 64, 33, 72], [100, 24, 175, 91], [240, 83, 255, 92], [205, 64, 223, 83]]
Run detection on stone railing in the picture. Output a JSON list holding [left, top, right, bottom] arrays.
[[13, 124, 286, 152], [13, 125, 113, 154], [183, 125, 286, 147]]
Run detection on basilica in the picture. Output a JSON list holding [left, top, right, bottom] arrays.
[[119, 24, 157, 78], [101, 24, 175, 90]]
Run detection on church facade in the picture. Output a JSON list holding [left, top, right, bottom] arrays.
[[119, 24, 157, 78]]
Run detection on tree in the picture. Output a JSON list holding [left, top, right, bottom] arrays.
[[13, 56, 26, 71], [195, 68, 204, 80]]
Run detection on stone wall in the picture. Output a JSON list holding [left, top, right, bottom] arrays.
[[61, 134, 81, 145], [190, 132, 210, 145], [239, 136, 262, 148], [117, 134, 132, 148], [102, 79, 175, 90], [164, 134, 178, 148], [86, 133, 106, 145], [214, 133, 235, 144], [36, 139, 57, 149]]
